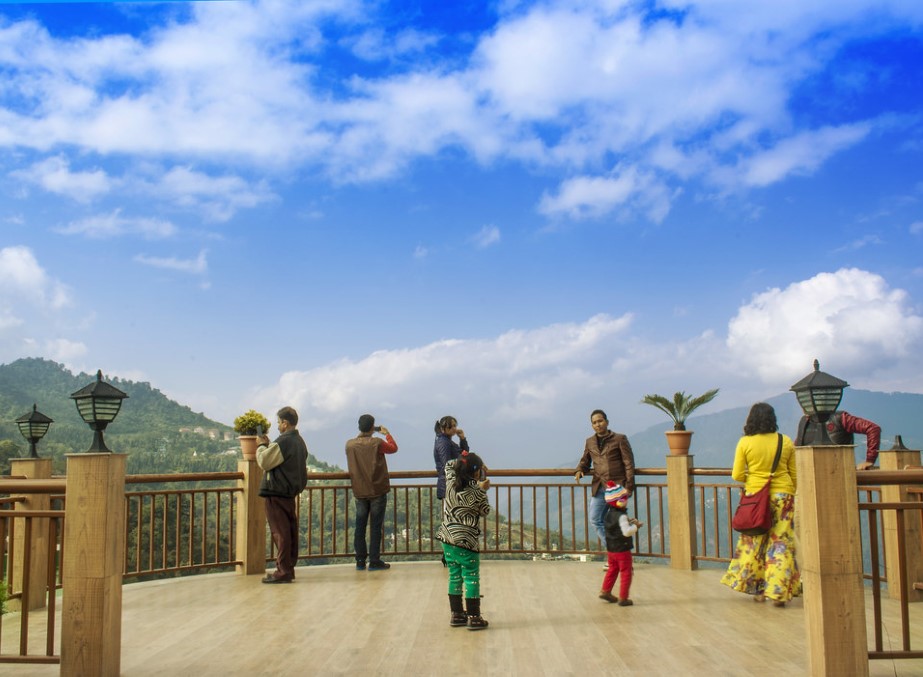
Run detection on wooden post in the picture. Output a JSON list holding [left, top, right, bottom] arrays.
[[9, 458, 53, 612], [796, 444, 868, 677], [666, 455, 698, 570], [235, 458, 266, 575], [879, 444, 923, 602], [60, 453, 126, 677]]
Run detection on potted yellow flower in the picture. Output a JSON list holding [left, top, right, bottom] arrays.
[[234, 409, 270, 460]]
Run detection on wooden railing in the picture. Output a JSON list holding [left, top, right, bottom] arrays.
[[4, 458, 923, 671], [294, 468, 675, 562], [124, 472, 243, 579]]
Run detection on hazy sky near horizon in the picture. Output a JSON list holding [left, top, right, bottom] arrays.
[[1, 0, 923, 468]]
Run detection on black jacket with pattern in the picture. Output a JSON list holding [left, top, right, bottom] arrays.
[[435, 459, 491, 552]]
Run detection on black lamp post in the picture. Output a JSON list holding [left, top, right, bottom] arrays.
[[790, 359, 849, 445], [15, 403, 54, 459], [69, 369, 128, 453]]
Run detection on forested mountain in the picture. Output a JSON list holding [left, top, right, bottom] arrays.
[[0, 358, 338, 475]]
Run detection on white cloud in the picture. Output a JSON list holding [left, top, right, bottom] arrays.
[[0, 246, 85, 366], [833, 234, 884, 253], [10, 156, 111, 202], [0, 246, 72, 311], [539, 166, 672, 222], [347, 27, 440, 61], [727, 268, 923, 384], [56, 210, 177, 239], [134, 250, 208, 275], [43, 337, 88, 364], [413, 245, 428, 259], [910, 221, 923, 235], [472, 225, 501, 248], [144, 166, 275, 222], [0, 0, 909, 225], [739, 123, 872, 187], [250, 313, 635, 430]]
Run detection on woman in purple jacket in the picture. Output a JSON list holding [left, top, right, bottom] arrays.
[[434, 415, 469, 500]]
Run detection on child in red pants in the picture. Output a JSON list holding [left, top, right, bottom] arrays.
[[599, 481, 643, 606]]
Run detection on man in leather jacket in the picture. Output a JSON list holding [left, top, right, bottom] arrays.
[[575, 409, 636, 544]]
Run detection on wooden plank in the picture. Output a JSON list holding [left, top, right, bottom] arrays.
[[5, 561, 923, 676]]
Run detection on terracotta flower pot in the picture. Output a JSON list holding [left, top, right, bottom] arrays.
[[665, 430, 693, 455], [239, 435, 258, 460]]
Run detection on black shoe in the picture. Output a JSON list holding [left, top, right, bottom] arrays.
[[356, 561, 366, 570], [368, 561, 391, 571], [262, 575, 292, 584], [467, 615, 489, 630]]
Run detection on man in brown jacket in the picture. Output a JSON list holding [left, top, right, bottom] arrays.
[[575, 409, 635, 544], [345, 414, 398, 571]]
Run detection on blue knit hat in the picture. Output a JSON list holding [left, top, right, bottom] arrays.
[[604, 481, 629, 508]]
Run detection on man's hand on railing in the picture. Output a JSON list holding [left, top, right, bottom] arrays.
[[574, 471, 584, 482], [856, 461, 875, 471]]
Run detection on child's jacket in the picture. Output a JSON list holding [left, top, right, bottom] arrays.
[[604, 505, 638, 553]]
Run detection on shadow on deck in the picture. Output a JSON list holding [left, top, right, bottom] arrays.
[[4, 560, 922, 676]]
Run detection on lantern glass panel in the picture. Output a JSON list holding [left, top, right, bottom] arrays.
[[94, 399, 123, 422]]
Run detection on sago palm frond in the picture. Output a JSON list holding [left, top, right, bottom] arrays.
[[641, 388, 720, 430]]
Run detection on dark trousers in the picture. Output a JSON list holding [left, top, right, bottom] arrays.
[[354, 493, 388, 563], [265, 495, 298, 580]]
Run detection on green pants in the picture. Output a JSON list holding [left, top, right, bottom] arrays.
[[441, 542, 480, 598]]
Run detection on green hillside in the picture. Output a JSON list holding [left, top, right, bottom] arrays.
[[0, 357, 337, 475]]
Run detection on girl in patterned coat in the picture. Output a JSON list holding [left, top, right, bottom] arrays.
[[435, 451, 491, 630]]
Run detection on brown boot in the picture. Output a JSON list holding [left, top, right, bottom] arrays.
[[449, 594, 467, 627], [465, 597, 489, 631]]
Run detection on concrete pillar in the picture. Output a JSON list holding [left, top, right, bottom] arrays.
[[666, 454, 698, 570], [878, 443, 923, 602], [60, 453, 126, 677], [796, 444, 868, 676], [235, 458, 266, 575], [9, 458, 53, 612]]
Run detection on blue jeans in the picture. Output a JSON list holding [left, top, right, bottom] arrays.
[[589, 488, 607, 546], [354, 493, 388, 563]]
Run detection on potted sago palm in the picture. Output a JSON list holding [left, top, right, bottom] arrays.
[[640, 389, 719, 455], [234, 409, 270, 460]]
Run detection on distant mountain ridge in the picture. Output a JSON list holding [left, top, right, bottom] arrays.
[[0, 357, 227, 440], [0, 357, 338, 474], [628, 389, 923, 467]]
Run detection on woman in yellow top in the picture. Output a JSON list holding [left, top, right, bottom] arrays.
[[720, 402, 802, 607]]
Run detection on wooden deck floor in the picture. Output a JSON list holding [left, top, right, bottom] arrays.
[[4, 559, 923, 676]]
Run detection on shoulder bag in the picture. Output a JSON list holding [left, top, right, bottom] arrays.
[[731, 433, 783, 536]]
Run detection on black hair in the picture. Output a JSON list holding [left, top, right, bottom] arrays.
[[743, 402, 778, 436], [358, 414, 375, 433], [453, 452, 485, 492], [277, 406, 298, 426], [590, 409, 608, 422], [434, 415, 457, 435]]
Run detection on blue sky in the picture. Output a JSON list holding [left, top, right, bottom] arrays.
[[1, 0, 922, 470]]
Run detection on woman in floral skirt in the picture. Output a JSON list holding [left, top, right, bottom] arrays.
[[721, 402, 801, 607]]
